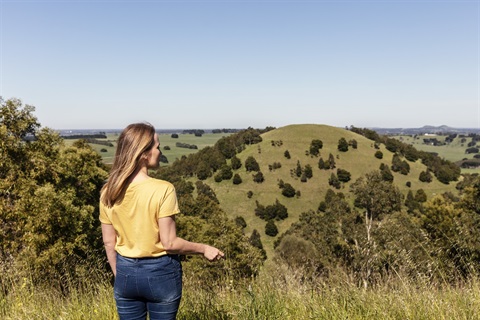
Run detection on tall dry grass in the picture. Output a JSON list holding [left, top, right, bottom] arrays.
[[3, 261, 480, 320]]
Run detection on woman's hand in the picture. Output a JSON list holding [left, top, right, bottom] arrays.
[[203, 245, 224, 261]]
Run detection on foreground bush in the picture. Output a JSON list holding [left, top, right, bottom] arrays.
[[0, 98, 108, 289]]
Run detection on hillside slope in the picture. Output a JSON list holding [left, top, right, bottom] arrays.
[[203, 124, 458, 258]]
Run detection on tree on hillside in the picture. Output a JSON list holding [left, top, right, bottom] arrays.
[[337, 168, 351, 183], [349, 126, 381, 142], [265, 220, 279, 237], [391, 154, 410, 175], [255, 200, 266, 219], [253, 171, 265, 183], [419, 170, 433, 183], [348, 139, 358, 149], [329, 173, 341, 189], [232, 173, 242, 185], [274, 234, 320, 276], [379, 163, 394, 182], [351, 171, 403, 221], [242, 128, 263, 145], [194, 181, 218, 203], [230, 155, 242, 170], [272, 199, 288, 220], [216, 136, 237, 159], [338, 138, 349, 152], [219, 164, 233, 180], [350, 171, 404, 245], [249, 229, 267, 259], [195, 161, 212, 180], [385, 137, 402, 153], [403, 144, 419, 162], [328, 153, 336, 169], [405, 190, 418, 214], [235, 216, 247, 229], [281, 183, 296, 198], [274, 189, 353, 277], [245, 156, 260, 172], [295, 160, 302, 177], [415, 189, 428, 203], [417, 150, 460, 184], [309, 139, 323, 156], [318, 157, 327, 170], [304, 164, 313, 179]]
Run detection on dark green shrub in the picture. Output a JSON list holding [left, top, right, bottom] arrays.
[[282, 183, 296, 197], [338, 138, 349, 152], [245, 156, 260, 172], [233, 173, 242, 185], [253, 171, 264, 183], [265, 220, 279, 237], [337, 168, 351, 182], [235, 216, 247, 229]]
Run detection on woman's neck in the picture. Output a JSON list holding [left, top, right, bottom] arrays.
[[130, 167, 149, 183]]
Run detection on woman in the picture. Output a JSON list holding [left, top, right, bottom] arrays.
[[99, 123, 224, 320]]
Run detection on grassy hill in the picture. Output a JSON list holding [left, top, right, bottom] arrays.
[[201, 124, 460, 259]]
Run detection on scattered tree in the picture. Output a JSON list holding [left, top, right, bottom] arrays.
[[374, 151, 383, 159], [309, 139, 323, 156], [245, 156, 260, 172], [282, 183, 296, 198], [338, 137, 349, 152], [337, 168, 351, 183], [253, 171, 265, 183], [233, 173, 242, 185], [265, 220, 279, 237], [230, 155, 242, 170]]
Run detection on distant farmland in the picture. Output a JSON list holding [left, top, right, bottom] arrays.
[[392, 134, 480, 174], [70, 132, 232, 165]]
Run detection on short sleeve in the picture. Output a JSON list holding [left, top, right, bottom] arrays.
[[99, 202, 112, 224], [158, 186, 180, 219]]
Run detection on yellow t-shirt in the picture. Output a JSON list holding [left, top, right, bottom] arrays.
[[99, 177, 180, 258]]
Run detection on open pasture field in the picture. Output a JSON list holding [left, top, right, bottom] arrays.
[[157, 132, 232, 165]]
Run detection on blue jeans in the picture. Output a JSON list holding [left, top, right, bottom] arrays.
[[114, 253, 183, 320]]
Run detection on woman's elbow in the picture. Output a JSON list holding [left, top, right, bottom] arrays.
[[162, 243, 171, 251], [162, 237, 180, 252], [103, 240, 116, 249]]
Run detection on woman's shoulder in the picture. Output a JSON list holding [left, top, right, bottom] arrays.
[[147, 177, 175, 190]]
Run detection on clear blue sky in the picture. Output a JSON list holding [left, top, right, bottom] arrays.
[[0, 0, 478, 130]]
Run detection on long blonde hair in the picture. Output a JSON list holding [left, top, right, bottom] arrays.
[[100, 123, 155, 207]]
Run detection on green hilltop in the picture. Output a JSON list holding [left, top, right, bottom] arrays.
[[199, 124, 459, 258]]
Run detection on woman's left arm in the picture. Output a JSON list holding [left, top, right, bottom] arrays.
[[101, 223, 117, 276]]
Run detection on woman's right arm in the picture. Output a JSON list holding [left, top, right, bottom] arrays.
[[101, 223, 117, 276], [158, 215, 224, 261]]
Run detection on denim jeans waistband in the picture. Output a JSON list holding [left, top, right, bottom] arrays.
[[117, 253, 179, 263]]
